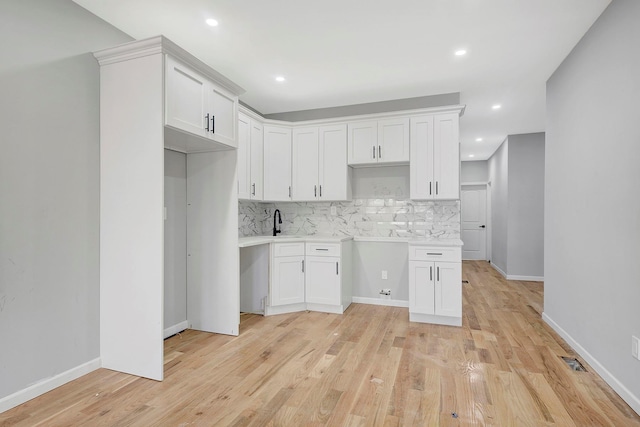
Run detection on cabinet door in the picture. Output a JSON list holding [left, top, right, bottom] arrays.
[[434, 261, 462, 317], [208, 84, 237, 148], [165, 56, 209, 139], [292, 127, 319, 201], [272, 256, 305, 306], [305, 256, 341, 305], [433, 113, 460, 199], [263, 125, 292, 201], [348, 121, 377, 165], [410, 115, 434, 199], [409, 261, 435, 315], [250, 120, 264, 200], [237, 113, 251, 200], [319, 124, 348, 201], [378, 118, 410, 163]]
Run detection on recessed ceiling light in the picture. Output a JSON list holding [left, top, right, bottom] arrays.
[[492, 104, 502, 110], [205, 18, 219, 27], [476, 138, 483, 142], [275, 76, 286, 82], [469, 154, 475, 158], [455, 49, 467, 56]]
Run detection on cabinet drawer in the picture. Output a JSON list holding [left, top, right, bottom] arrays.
[[305, 242, 341, 257], [273, 242, 305, 257], [408, 245, 461, 262]]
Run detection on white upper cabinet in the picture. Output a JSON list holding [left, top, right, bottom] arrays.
[[292, 127, 319, 201], [378, 118, 410, 163], [292, 124, 349, 201], [318, 124, 349, 201], [165, 55, 238, 149], [263, 125, 292, 201], [348, 121, 378, 165], [410, 112, 460, 200], [348, 118, 409, 165], [237, 113, 263, 200]]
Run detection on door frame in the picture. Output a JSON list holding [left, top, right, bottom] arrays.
[[461, 182, 490, 261]]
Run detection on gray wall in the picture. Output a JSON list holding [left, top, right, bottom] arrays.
[[488, 139, 509, 273], [488, 134, 545, 279], [0, 0, 131, 401], [545, 0, 640, 410], [352, 242, 409, 301], [164, 150, 187, 332], [262, 93, 460, 122], [461, 160, 489, 183], [507, 133, 545, 278]]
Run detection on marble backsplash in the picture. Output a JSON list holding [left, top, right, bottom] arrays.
[[239, 199, 460, 239]]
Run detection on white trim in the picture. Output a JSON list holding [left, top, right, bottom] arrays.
[[506, 274, 544, 282], [163, 320, 189, 339], [409, 312, 462, 327], [491, 261, 507, 278], [543, 313, 640, 416], [306, 303, 345, 314], [0, 358, 101, 414], [352, 296, 409, 308], [461, 181, 488, 186]]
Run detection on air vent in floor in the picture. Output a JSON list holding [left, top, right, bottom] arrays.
[[561, 356, 587, 372]]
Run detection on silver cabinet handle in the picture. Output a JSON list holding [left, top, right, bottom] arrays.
[[430, 266, 433, 281], [378, 145, 381, 158], [429, 182, 432, 196], [252, 183, 255, 196], [315, 248, 329, 251], [437, 266, 440, 282], [427, 253, 442, 256], [319, 185, 322, 197], [302, 259, 304, 273], [314, 185, 317, 197], [372, 146, 376, 159], [336, 262, 339, 275], [436, 181, 439, 195], [205, 113, 210, 132], [288, 186, 291, 198]]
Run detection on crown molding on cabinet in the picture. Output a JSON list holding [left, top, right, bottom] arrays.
[[239, 104, 465, 128], [93, 35, 245, 96]]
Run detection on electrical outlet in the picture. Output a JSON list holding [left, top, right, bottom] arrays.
[[633, 336, 640, 360], [330, 206, 337, 215], [381, 270, 388, 280]]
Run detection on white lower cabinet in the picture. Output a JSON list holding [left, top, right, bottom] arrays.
[[268, 240, 351, 315], [408, 244, 462, 326]]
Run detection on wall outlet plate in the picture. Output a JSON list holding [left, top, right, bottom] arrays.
[[632, 336, 639, 360], [381, 270, 388, 280], [330, 206, 337, 215]]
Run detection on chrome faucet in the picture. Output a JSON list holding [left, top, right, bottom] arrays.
[[273, 209, 282, 236]]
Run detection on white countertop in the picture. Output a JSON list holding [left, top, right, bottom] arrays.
[[239, 235, 354, 248], [239, 235, 462, 248]]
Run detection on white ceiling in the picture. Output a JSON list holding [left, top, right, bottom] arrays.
[[73, 0, 610, 160]]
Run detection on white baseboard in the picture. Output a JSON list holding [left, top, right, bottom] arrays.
[[0, 357, 101, 414], [351, 296, 408, 308], [410, 312, 462, 327], [490, 262, 544, 282], [507, 274, 544, 282], [490, 261, 507, 278], [543, 312, 640, 416], [163, 320, 189, 339]]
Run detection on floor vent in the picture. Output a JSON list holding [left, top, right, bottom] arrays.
[[462, 280, 469, 284], [561, 356, 587, 372]]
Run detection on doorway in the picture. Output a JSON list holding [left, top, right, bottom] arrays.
[[461, 185, 487, 260]]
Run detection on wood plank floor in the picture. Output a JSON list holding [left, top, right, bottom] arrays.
[[2, 261, 639, 426]]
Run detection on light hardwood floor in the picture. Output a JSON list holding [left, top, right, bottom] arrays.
[[2, 261, 639, 426]]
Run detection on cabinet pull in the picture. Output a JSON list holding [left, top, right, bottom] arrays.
[[378, 145, 381, 159], [289, 186, 291, 198], [430, 266, 433, 281], [314, 185, 317, 197], [437, 266, 440, 282], [319, 185, 322, 197], [436, 181, 438, 195], [372, 146, 376, 159], [205, 113, 210, 132], [429, 182, 432, 196], [427, 252, 442, 256], [211, 115, 215, 133], [336, 262, 339, 275], [252, 183, 255, 196], [315, 248, 329, 251], [302, 259, 305, 273]]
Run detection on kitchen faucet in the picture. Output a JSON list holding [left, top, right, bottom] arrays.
[[273, 209, 282, 236]]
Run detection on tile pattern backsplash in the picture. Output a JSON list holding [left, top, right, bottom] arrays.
[[239, 199, 460, 239]]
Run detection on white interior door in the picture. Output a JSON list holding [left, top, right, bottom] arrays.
[[461, 185, 487, 260]]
